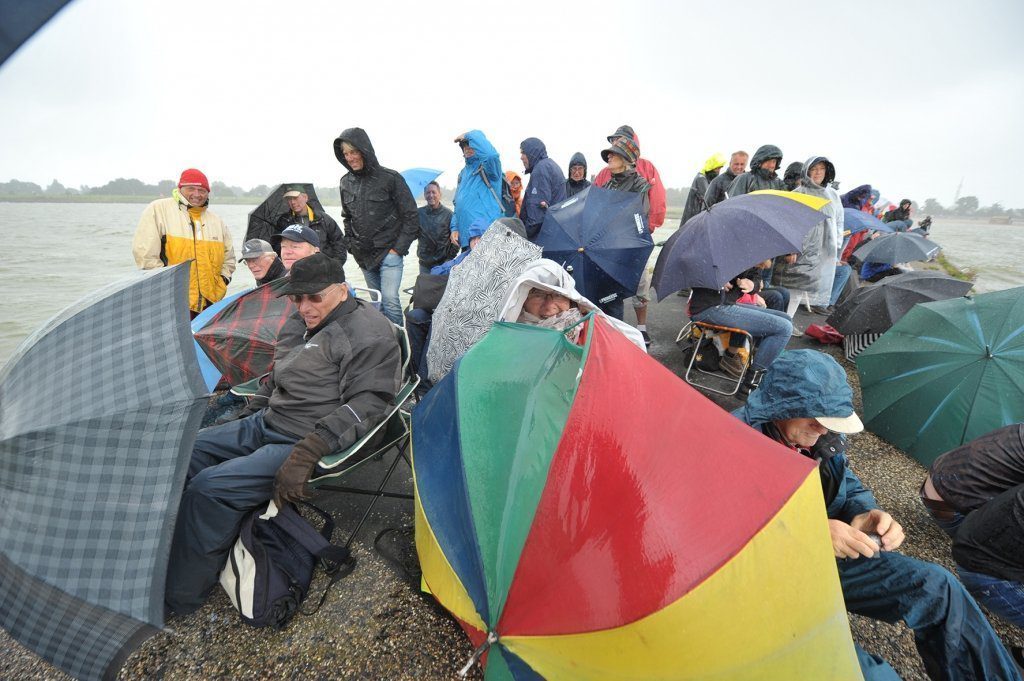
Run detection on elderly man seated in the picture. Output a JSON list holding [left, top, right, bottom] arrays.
[[273, 224, 321, 270], [239, 238, 286, 285], [734, 350, 1021, 681], [166, 253, 401, 615]]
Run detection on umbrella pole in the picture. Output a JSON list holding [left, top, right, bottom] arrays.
[[458, 630, 499, 678]]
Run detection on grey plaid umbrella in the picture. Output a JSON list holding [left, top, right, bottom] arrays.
[[0, 264, 207, 681]]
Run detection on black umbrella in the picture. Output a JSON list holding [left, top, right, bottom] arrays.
[[827, 270, 973, 334], [852, 231, 940, 265], [245, 183, 325, 245]]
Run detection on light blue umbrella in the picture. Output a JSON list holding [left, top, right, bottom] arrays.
[[401, 167, 443, 199], [191, 288, 250, 391], [844, 207, 896, 235]]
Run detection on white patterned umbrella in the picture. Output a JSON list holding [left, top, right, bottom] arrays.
[[426, 223, 542, 384], [0, 264, 208, 681]]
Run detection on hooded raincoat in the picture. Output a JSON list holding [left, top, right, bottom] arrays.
[[498, 259, 647, 352], [453, 130, 506, 248], [703, 167, 738, 207], [773, 156, 843, 305], [334, 127, 419, 271], [565, 151, 591, 198], [680, 170, 715, 227], [519, 138, 567, 239], [728, 145, 784, 196], [132, 188, 236, 313], [505, 170, 524, 217]]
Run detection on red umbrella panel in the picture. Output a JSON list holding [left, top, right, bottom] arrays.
[[193, 279, 295, 387]]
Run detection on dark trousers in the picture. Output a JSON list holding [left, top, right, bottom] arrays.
[[839, 551, 1020, 680], [405, 307, 433, 385], [165, 411, 299, 615], [760, 286, 790, 313], [597, 296, 624, 321]]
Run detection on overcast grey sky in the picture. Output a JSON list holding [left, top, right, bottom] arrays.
[[1, 0, 1021, 207]]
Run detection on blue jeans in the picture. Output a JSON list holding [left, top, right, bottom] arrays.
[[691, 304, 793, 370], [957, 566, 1024, 628], [838, 551, 1021, 680], [165, 411, 299, 614], [831, 263, 852, 306], [361, 251, 404, 325], [761, 286, 789, 313]]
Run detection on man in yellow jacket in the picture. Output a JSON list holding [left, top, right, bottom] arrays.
[[132, 168, 236, 315]]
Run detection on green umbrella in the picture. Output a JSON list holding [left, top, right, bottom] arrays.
[[856, 286, 1024, 466]]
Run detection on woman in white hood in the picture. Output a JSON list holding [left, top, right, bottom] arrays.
[[498, 259, 648, 352]]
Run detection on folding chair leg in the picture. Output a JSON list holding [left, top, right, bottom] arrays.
[[341, 441, 410, 549]]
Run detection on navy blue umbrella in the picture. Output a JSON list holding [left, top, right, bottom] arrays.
[[844, 207, 896, 235], [652, 190, 829, 298], [534, 185, 654, 304], [852, 232, 941, 265]]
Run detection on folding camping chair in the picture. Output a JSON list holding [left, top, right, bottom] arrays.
[[306, 322, 420, 548], [676, 320, 755, 397]]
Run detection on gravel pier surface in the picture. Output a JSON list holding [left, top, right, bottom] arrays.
[[2, 283, 1020, 680]]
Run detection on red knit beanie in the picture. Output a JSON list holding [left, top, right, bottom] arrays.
[[178, 168, 210, 191]]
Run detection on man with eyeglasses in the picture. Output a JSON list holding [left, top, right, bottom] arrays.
[[165, 253, 401, 616], [132, 168, 236, 316], [239, 239, 286, 285]]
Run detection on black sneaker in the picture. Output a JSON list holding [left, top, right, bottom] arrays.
[[640, 330, 652, 347]]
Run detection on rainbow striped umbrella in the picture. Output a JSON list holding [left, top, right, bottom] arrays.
[[411, 316, 859, 680]]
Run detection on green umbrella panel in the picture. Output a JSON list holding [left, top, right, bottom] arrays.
[[856, 286, 1024, 466]]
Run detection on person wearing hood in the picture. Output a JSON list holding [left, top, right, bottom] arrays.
[[782, 161, 804, 191], [734, 350, 1022, 681], [334, 127, 419, 325], [565, 152, 590, 198], [729, 144, 784, 197], [680, 153, 725, 227], [884, 199, 914, 231], [452, 130, 507, 249], [240, 238, 287, 285], [272, 185, 347, 265], [518, 138, 567, 240], [416, 181, 457, 275], [498, 259, 647, 352], [773, 156, 844, 317], [505, 170, 524, 217], [132, 168, 236, 316], [596, 136, 650, 324], [703, 150, 748, 208], [593, 125, 667, 230]]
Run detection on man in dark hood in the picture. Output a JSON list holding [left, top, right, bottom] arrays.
[[734, 350, 1022, 681], [565, 152, 590, 198], [334, 127, 419, 325], [704, 150, 748, 208], [519, 137, 566, 239], [729, 144, 784, 197]]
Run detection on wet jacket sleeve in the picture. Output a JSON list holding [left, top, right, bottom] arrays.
[[131, 202, 165, 269], [835, 463, 879, 522], [313, 333, 401, 451], [644, 162, 667, 229], [321, 213, 348, 265], [729, 174, 751, 197], [390, 173, 420, 257], [221, 224, 236, 280]]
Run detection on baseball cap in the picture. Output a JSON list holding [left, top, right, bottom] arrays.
[[272, 224, 321, 248], [277, 253, 346, 295], [282, 184, 306, 198], [815, 413, 864, 434], [240, 239, 275, 259]]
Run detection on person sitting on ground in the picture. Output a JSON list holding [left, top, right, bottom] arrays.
[[883, 198, 914, 231], [519, 137, 566, 239], [734, 350, 1022, 681], [704, 150, 747, 208], [505, 170, 524, 217], [416, 180, 457, 275], [680, 153, 725, 226], [272, 224, 320, 271], [687, 265, 794, 394], [271, 184, 347, 264], [921, 424, 1024, 632], [165, 253, 401, 616], [728, 144, 784, 196], [240, 239, 286, 285], [564, 152, 590, 198], [498, 258, 647, 351]]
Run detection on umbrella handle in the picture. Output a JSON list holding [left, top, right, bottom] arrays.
[[458, 631, 499, 677]]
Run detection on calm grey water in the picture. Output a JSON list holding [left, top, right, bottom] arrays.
[[0, 203, 1021, 368]]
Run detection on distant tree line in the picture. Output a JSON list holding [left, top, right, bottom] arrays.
[[917, 196, 1018, 218]]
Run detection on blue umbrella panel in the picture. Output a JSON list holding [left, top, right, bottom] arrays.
[[401, 168, 443, 199], [534, 185, 654, 304]]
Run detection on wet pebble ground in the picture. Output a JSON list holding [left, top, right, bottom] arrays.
[[2, 296, 1022, 680]]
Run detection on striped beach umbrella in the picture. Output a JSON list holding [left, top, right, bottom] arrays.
[[412, 316, 859, 680]]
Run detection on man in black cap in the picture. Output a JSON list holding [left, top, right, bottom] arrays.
[[273, 184, 347, 263], [273, 224, 321, 271], [165, 253, 401, 615]]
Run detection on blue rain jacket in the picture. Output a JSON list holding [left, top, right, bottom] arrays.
[[519, 138, 566, 238], [453, 130, 505, 248]]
